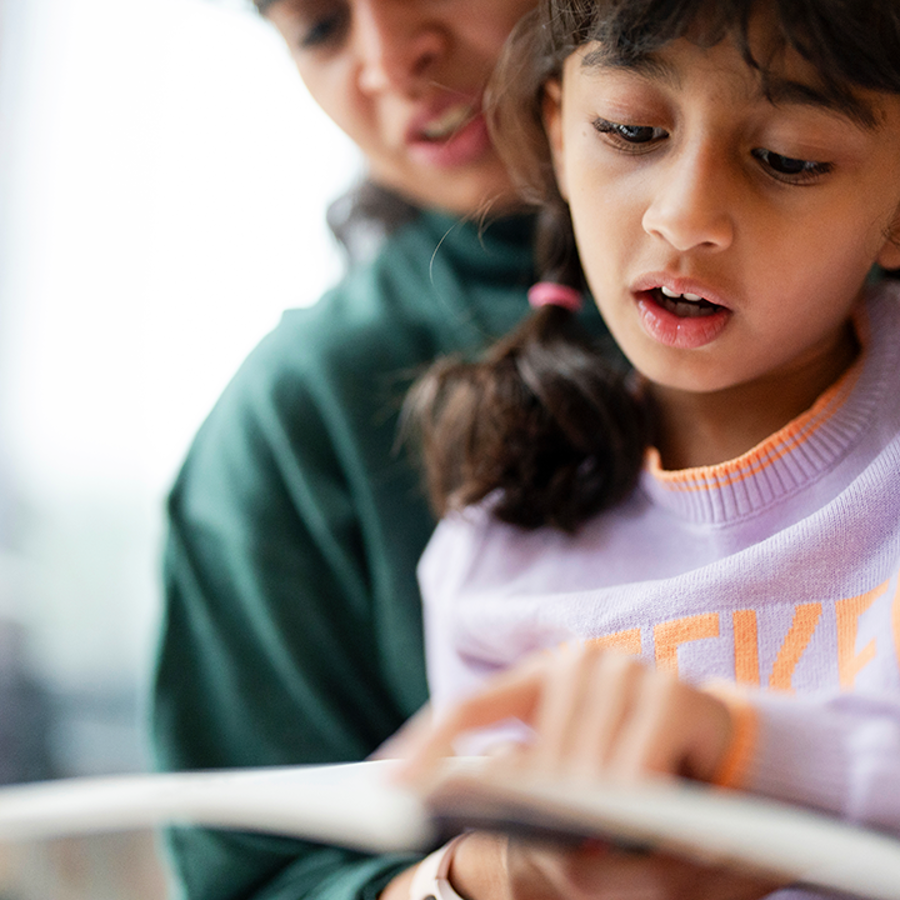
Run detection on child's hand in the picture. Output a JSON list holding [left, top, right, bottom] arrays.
[[387, 648, 785, 900], [369, 703, 434, 760], [402, 643, 734, 784]]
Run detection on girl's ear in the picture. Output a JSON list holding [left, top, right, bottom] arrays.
[[542, 78, 569, 201]]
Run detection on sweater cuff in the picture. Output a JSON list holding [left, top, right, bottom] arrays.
[[704, 683, 759, 789], [740, 693, 848, 814], [704, 687, 849, 814]]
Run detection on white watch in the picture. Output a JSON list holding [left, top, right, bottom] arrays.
[[409, 835, 468, 900]]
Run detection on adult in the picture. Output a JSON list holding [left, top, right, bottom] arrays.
[[148, 3, 594, 899]]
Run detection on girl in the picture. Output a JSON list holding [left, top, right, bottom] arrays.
[[397, 1, 900, 898]]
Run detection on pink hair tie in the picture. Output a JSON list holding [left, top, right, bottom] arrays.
[[527, 281, 583, 313]]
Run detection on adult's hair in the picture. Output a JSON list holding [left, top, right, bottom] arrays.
[[408, 0, 900, 532], [326, 181, 420, 266]]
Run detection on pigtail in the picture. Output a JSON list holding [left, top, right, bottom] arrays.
[[404, 295, 653, 534], [403, 6, 654, 533]]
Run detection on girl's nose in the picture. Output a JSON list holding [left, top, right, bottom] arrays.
[[641, 146, 735, 253], [354, 0, 448, 96]]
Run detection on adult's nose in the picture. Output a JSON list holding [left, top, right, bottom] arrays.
[[354, 0, 449, 95], [641, 142, 735, 253]]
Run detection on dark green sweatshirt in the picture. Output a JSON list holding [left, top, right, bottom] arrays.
[[151, 208, 544, 900]]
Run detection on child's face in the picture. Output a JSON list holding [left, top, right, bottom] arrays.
[[544, 33, 900, 400]]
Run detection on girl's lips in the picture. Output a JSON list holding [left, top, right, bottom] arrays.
[[634, 287, 732, 349], [406, 101, 492, 169]]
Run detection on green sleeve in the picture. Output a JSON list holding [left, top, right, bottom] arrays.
[[152, 310, 432, 899], [150, 210, 540, 900]]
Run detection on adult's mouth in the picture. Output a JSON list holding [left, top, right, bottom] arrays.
[[406, 97, 492, 167], [417, 101, 478, 141]]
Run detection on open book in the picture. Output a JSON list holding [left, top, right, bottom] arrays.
[[0, 758, 897, 899]]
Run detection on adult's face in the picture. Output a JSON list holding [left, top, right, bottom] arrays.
[[262, 0, 537, 215]]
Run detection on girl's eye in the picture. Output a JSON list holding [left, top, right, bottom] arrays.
[[751, 148, 832, 184], [592, 118, 668, 148]]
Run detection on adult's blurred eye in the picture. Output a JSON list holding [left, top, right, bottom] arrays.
[[264, 0, 350, 53], [300, 8, 348, 49]]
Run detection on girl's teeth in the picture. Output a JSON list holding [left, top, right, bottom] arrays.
[[656, 287, 719, 318], [660, 286, 704, 302]]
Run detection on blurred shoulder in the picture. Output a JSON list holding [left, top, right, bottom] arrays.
[[241, 205, 537, 390]]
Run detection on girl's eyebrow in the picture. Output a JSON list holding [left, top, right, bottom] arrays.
[[581, 49, 680, 86], [762, 78, 879, 130]]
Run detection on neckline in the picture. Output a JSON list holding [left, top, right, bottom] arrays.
[[641, 286, 896, 524], [416, 209, 536, 272]]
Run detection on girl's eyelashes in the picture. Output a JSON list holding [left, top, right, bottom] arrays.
[[591, 116, 833, 185], [750, 148, 833, 184], [592, 117, 668, 150]]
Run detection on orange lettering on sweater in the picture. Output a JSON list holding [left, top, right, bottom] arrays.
[[768, 603, 822, 692], [655, 614, 719, 675], [733, 610, 760, 686], [837, 581, 887, 689], [588, 629, 642, 656]]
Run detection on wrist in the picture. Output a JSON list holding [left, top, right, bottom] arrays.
[[450, 832, 510, 900], [409, 835, 471, 900], [409, 832, 508, 900]]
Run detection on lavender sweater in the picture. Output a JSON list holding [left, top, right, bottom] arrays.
[[419, 281, 900, 899]]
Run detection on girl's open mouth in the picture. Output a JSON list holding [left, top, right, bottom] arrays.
[[653, 286, 723, 318], [636, 286, 731, 349]]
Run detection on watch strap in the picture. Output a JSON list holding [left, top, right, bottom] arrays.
[[409, 835, 468, 900]]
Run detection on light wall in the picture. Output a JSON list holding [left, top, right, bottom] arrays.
[[0, 0, 361, 775]]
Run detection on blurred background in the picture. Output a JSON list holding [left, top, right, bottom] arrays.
[[0, 0, 361, 894]]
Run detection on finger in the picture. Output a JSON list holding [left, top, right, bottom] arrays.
[[529, 643, 599, 774], [608, 676, 732, 781], [603, 669, 673, 778], [606, 669, 690, 779], [370, 704, 434, 760], [397, 653, 550, 781], [566, 651, 645, 779]]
